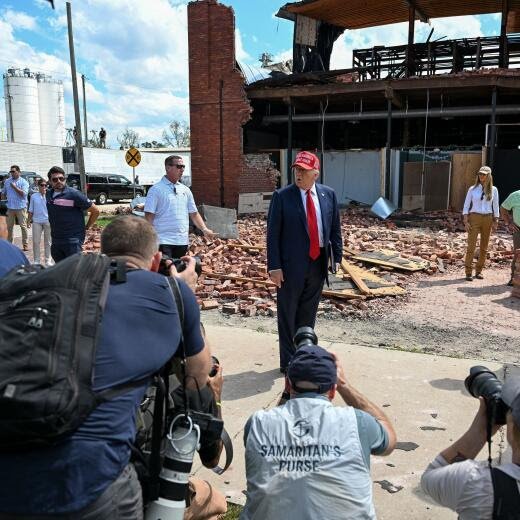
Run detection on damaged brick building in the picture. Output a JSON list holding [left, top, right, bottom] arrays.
[[188, 0, 520, 211]]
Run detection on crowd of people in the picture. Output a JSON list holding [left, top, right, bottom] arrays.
[[0, 153, 519, 519]]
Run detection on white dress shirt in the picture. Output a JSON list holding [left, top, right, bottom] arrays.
[[421, 455, 520, 519], [462, 185, 499, 218], [299, 184, 324, 247]]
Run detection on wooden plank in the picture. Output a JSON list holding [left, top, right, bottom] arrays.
[[450, 153, 481, 210], [348, 249, 429, 271], [341, 259, 371, 295], [229, 243, 266, 251], [322, 289, 366, 300]]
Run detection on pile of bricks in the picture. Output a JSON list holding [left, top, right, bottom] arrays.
[[83, 207, 515, 316], [512, 250, 520, 299]]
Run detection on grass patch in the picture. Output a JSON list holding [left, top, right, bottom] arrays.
[[95, 216, 118, 228], [219, 503, 243, 519]]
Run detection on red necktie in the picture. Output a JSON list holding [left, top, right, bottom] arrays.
[[306, 189, 320, 260]]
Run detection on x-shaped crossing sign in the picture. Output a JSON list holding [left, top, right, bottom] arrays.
[[125, 147, 141, 167]]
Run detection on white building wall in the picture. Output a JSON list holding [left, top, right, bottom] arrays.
[[0, 141, 63, 176]]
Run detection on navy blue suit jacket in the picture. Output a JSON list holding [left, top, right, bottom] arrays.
[[267, 183, 343, 284]]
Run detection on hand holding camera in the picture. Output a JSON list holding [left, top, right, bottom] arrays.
[[159, 254, 201, 291]]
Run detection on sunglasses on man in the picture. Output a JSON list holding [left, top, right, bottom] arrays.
[[51, 176, 66, 182]]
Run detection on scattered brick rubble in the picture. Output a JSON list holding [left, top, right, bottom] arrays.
[[83, 208, 515, 318]]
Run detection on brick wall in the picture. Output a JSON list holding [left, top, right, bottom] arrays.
[[188, 0, 277, 209], [240, 154, 279, 194]]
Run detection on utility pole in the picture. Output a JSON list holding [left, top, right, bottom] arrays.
[[81, 74, 88, 147], [66, 2, 86, 194]]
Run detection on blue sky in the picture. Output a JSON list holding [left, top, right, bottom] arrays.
[[0, 0, 502, 147]]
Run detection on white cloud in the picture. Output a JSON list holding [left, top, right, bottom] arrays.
[[2, 10, 38, 31], [235, 28, 251, 61], [331, 15, 484, 69]]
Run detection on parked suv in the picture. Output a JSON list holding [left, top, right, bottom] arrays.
[[66, 173, 145, 204]]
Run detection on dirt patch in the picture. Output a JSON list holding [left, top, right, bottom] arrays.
[[202, 267, 520, 364]]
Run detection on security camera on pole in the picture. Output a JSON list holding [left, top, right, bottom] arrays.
[[125, 147, 141, 198]]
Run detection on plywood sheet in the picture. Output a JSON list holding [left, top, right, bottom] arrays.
[[349, 249, 429, 271], [424, 161, 451, 211], [450, 153, 481, 210]]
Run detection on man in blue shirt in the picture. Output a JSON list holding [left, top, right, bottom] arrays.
[[46, 166, 100, 262], [0, 216, 29, 278], [1, 165, 29, 251], [0, 215, 212, 519], [242, 346, 397, 520]]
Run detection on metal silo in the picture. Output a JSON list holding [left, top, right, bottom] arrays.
[[3, 68, 41, 144], [37, 74, 65, 147]]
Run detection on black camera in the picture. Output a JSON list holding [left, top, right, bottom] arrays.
[[210, 355, 219, 378], [464, 366, 508, 426], [158, 254, 202, 277], [293, 326, 318, 349]]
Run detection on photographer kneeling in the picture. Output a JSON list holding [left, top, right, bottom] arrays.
[[421, 373, 520, 519], [0, 215, 214, 520], [241, 344, 396, 520]]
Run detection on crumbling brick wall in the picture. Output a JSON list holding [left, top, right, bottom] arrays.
[[240, 154, 279, 194], [188, 0, 278, 208], [188, 0, 251, 209]]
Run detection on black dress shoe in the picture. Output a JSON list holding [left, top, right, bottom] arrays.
[[508, 278, 514, 287], [475, 273, 484, 280], [280, 367, 287, 375], [465, 275, 473, 281]]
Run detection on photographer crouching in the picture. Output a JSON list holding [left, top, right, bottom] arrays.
[[0, 215, 226, 520], [421, 368, 520, 519], [241, 328, 396, 520]]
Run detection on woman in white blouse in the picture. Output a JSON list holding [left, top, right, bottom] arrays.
[[462, 166, 499, 281]]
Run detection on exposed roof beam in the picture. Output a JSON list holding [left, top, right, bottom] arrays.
[[405, 0, 429, 23]]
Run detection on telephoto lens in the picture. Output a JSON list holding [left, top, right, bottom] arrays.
[[293, 326, 318, 349], [464, 366, 508, 425]]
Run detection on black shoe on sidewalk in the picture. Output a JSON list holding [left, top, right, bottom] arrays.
[[465, 275, 473, 281], [475, 273, 484, 280], [507, 278, 514, 287]]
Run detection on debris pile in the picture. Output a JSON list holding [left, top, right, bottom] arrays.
[[82, 208, 515, 317]]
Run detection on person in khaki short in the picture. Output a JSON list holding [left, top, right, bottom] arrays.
[[462, 166, 500, 281], [1, 165, 29, 251]]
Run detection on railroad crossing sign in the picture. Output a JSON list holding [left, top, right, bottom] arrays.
[[125, 147, 141, 167]]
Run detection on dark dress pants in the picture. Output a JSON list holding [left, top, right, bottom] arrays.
[[159, 244, 188, 259], [276, 252, 325, 369]]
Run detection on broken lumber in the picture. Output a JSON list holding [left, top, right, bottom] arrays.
[[341, 259, 371, 295]]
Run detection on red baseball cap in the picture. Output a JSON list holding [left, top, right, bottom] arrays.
[[292, 151, 320, 171]]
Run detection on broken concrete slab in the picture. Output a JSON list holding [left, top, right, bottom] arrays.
[[199, 204, 238, 239]]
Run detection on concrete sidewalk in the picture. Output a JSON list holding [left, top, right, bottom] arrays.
[[194, 324, 511, 519]]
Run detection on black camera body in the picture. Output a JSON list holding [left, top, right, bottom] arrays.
[[464, 366, 508, 426], [293, 326, 318, 349], [158, 254, 202, 277], [186, 410, 223, 443]]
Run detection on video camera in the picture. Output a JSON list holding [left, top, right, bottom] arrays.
[[158, 254, 202, 277]]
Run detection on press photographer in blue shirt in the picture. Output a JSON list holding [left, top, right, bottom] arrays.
[[0, 215, 212, 520]]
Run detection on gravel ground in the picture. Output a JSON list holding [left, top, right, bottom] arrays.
[[202, 267, 520, 365]]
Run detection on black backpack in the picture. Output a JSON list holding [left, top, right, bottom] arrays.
[[0, 253, 137, 450]]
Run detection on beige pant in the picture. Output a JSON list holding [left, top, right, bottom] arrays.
[[32, 221, 51, 265], [465, 213, 493, 276], [6, 208, 28, 247]]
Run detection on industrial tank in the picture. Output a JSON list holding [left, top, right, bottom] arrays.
[[37, 74, 65, 147], [3, 68, 41, 145]]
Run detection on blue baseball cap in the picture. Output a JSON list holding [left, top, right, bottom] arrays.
[[502, 377, 520, 427], [287, 345, 337, 393]]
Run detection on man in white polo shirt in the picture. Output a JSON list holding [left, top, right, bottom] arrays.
[[144, 155, 216, 258], [28, 179, 51, 265]]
